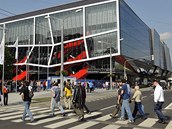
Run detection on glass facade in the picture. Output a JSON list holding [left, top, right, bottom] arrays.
[[85, 2, 117, 35], [151, 29, 161, 67], [0, 0, 171, 80], [120, 1, 151, 61], [5, 19, 34, 45]]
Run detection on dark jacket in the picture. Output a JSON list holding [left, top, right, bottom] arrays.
[[73, 85, 86, 109], [21, 86, 31, 102]]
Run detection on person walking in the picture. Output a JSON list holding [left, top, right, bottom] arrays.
[[153, 79, 167, 124], [118, 79, 134, 123], [20, 81, 34, 122], [64, 82, 73, 110], [132, 85, 147, 120], [3, 83, 9, 106], [0, 88, 2, 106], [50, 82, 65, 116], [72, 81, 86, 121], [110, 79, 123, 118]]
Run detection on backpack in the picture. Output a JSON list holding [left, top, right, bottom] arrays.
[[28, 86, 34, 98], [3, 87, 8, 94]]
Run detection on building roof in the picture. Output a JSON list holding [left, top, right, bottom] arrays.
[[0, 0, 108, 23]]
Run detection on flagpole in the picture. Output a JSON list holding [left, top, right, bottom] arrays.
[[2, 27, 5, 95], [15, 37, 18, 93]]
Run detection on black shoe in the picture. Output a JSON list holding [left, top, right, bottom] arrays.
[[87, 112, 91, 114], [157, 120, 162, 123], [30, 119, 35, 123], [62, 113, 66, 117], [161, 121, 168, 124], [110, 114, 115, 118], [78, 116, 84, 121]]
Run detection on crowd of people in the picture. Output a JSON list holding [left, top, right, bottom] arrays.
[[109, 79, 167, 124], [0, 78, 168, 124]]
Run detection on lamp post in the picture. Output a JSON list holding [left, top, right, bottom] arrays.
[[98, 41, 113, 90]]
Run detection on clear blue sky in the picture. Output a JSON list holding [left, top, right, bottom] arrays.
[[0, 0, 172, 59]]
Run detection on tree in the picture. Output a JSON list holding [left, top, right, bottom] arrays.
[[0, 47, 16, 80]]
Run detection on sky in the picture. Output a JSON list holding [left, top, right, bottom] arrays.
[[0, 0, 172, 59]]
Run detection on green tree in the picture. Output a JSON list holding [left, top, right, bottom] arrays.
[[0, 47, 16, 80]]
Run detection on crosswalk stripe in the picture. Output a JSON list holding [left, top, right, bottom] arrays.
[[115, 120, 128, 125], [0, 111, 23, 117], [0, 114, 23, 120], [165, 121, 172, 129], [12, 114, 48, 122], [96, 114, 111, 121], [0, 106, 38, 112], [28, 116, 63, 125], [101, 124, 121, 129], [85, 112, 102, 118], [137, 118, 156, 127], [68, 121, 99, 129], [0, 107, 41, 118], [0, 107, 49, 120], [44, 118, 77, 129], [44, 112, 102, 129]]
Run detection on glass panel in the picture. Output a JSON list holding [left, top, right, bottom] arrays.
[[35, 16, 52, 45], [85, 2, 117, 35], [86, 32, 118, 58], [50, 9, 83, 43], [50, 39, 86, 65], [30, 46, 52, 65], [5, 19, 34, 45], [16, 47, 32, 63]]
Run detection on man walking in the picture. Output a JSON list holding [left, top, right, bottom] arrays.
[[50, 82, 65, 116], [118, 79, 134, 123], [132, 85, 147, 120], [20, 81, 34, 122], [72, 81, 86, 121], [110, 79, 123, 118], [153, 79, 167, 124]]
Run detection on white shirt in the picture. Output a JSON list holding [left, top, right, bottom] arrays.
[[154, 84, 164, 102]]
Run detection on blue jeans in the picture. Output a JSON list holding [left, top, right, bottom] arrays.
[[132, 102, 146, 118], [154, 102, 166, 121], [51, 98, 64, 115], [22, 101, 33, 121], [121, 99, 134, 121]]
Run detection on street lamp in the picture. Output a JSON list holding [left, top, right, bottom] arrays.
[[98, 41, 113, 90]]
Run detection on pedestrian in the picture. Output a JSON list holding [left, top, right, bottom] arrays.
[[110, 79, 123, 118], [132, 85, 147, 120], [118, 79, 134, 123], [0, 88, 2, 106], [153, 79, 167, 124], [50, 82, 65, 116], [72, 81, 86, 121], [3, 83, 9, 106], [64, 82, 73, 110], [20, 81, 34, 122]]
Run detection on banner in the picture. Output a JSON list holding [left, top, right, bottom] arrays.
[[0, 37, 4, 65], [14, 37, 18, 60]]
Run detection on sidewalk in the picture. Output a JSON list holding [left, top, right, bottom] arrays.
[[4, 88, 116, 105], [4, 87, 152, 106]]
